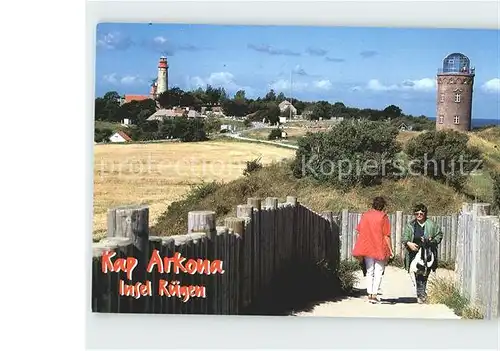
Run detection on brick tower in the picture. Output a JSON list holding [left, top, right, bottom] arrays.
[[436, 53, 475, 132]]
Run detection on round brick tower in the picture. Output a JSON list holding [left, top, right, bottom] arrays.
[[436, 53, 475, 132]]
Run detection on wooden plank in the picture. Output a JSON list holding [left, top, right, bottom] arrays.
[[395, 211, 403, 257], [341, 209, 348, 260], [451, 213, 458, 262]]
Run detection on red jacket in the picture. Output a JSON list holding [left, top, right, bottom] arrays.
[[352, 209, 392, 261]]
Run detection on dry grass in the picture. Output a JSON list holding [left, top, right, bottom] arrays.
[[241, 127, 312, 140], [93, 140, 295, 239], [396, 130, 422, 147], [427, 274, 484, 319], [152, 159, 469, 236], [468, 132, 500, 171]]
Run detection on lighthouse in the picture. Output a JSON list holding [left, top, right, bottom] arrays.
[[436, 53, 475, 132], [156, 56, 169, 96]]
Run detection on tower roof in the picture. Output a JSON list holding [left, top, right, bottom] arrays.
[[440, 52, 473, 74]]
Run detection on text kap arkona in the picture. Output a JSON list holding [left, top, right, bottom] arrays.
[[101, 249, 225, 280]]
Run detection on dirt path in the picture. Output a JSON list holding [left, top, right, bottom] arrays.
[[293, 266, 460, 319]]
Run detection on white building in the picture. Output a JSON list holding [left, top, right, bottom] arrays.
[[109, 131, 132, 143], [278, 100, 297, 116]]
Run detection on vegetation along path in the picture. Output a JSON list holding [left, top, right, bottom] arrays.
[[293, 266, 460, 319]]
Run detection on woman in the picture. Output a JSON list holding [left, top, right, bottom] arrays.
[[402, 204, 443, 304], [352, 197, 394, 303]]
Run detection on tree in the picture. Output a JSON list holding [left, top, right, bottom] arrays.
[[383, 105, 403, 118], [309, 101, 332, 120], [95, 91, 121, 121], [204, 116, 222, 134], [94, 128, 113, 142], [291, 120, 402, 190], [264, 89, 277, 101], [404, 130, 483, 190], [158, 87, 184, 108], [276, 92, 286, 102], [268, 128, 282, 140]]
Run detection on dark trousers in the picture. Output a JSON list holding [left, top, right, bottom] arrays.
[[415, 273, 428, 298]]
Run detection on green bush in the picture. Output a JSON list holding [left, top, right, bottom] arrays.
[[291, 120, 402, 190], [491, 171, 500, 213], [243, 157, 263, 176], [405, 130, 483, 191], [268, 128, 282, 140]]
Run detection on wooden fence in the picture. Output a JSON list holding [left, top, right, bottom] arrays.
[[92, 198, 500, 318], [455, 202, 500, 319], [339, 210, 459, 262], [91, 196, 340, 314]]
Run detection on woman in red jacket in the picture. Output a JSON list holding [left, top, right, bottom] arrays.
[[352, 197, 394, 303]]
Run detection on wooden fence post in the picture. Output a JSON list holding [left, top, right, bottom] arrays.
[[341, 209, 349, 260], [188, 210, 216, 239], [286, 196, 297, 205], [236, 204, 253, 309], [106, 205, 149, 311], [451, 212, 458, 263], [395, 210, 403, 257], [225, 217, 246, 235], [265, 197, 279, 210], [247, 197, 262, 211], [107, 205, 149, 256], [247, 198, 261, 301], [470, 203, 491, 302], [236, 204, 253, 219]]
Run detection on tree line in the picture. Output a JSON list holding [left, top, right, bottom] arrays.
[[94, 84, 435, 142]]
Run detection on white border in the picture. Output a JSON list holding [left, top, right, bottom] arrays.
[[86, 1, 500, 350]]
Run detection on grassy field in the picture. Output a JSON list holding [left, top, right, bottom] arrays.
[[95, 120, 127, 131], [93, 126, 500, 239], [93, 139, 295, 240]]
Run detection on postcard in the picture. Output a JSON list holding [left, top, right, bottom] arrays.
[[92, 23, 500, 319]]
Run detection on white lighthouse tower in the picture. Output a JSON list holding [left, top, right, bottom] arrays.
[[156, 56, 168, 96]]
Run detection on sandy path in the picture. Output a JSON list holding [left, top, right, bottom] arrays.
[[293, 266, 460, 319]]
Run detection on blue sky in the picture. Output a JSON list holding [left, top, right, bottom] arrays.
[[95, 23, 499, 119]]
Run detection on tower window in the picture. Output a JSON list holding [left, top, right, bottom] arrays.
[[440, 93, 445, 103], [455, 93, 461, 103], [439, 115, 444, 124], [454, 115, 460, 124]]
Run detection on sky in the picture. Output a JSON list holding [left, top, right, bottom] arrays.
[[95, 23, 500, 120]]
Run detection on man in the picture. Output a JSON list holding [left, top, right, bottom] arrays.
[[402, 204, 443, 304], [352, 197, 394, 303]]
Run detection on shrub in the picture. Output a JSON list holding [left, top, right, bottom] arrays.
[[405, 130, 483, 191], [427, 276, 483, 319], [94, 127, 113, 142], [491, 171, 500, 213], [291, 119, 402, 190], [243, 157, 263, 176], [268, 128, 282, 140]]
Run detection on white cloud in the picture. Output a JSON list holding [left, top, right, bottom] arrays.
[[312, 79, 332, 90], [120, 75, 144, 85], [103, 73, 145, 85], [269, 79, 332, 92], [190, 72, 254, 94], [103, 73, 118, 84], [153, 36, 168, 44], [97, 32, 132, 50], [482, 78, 500, 93], [269, 79, 308, 92], [354, 78, 436, 93]]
